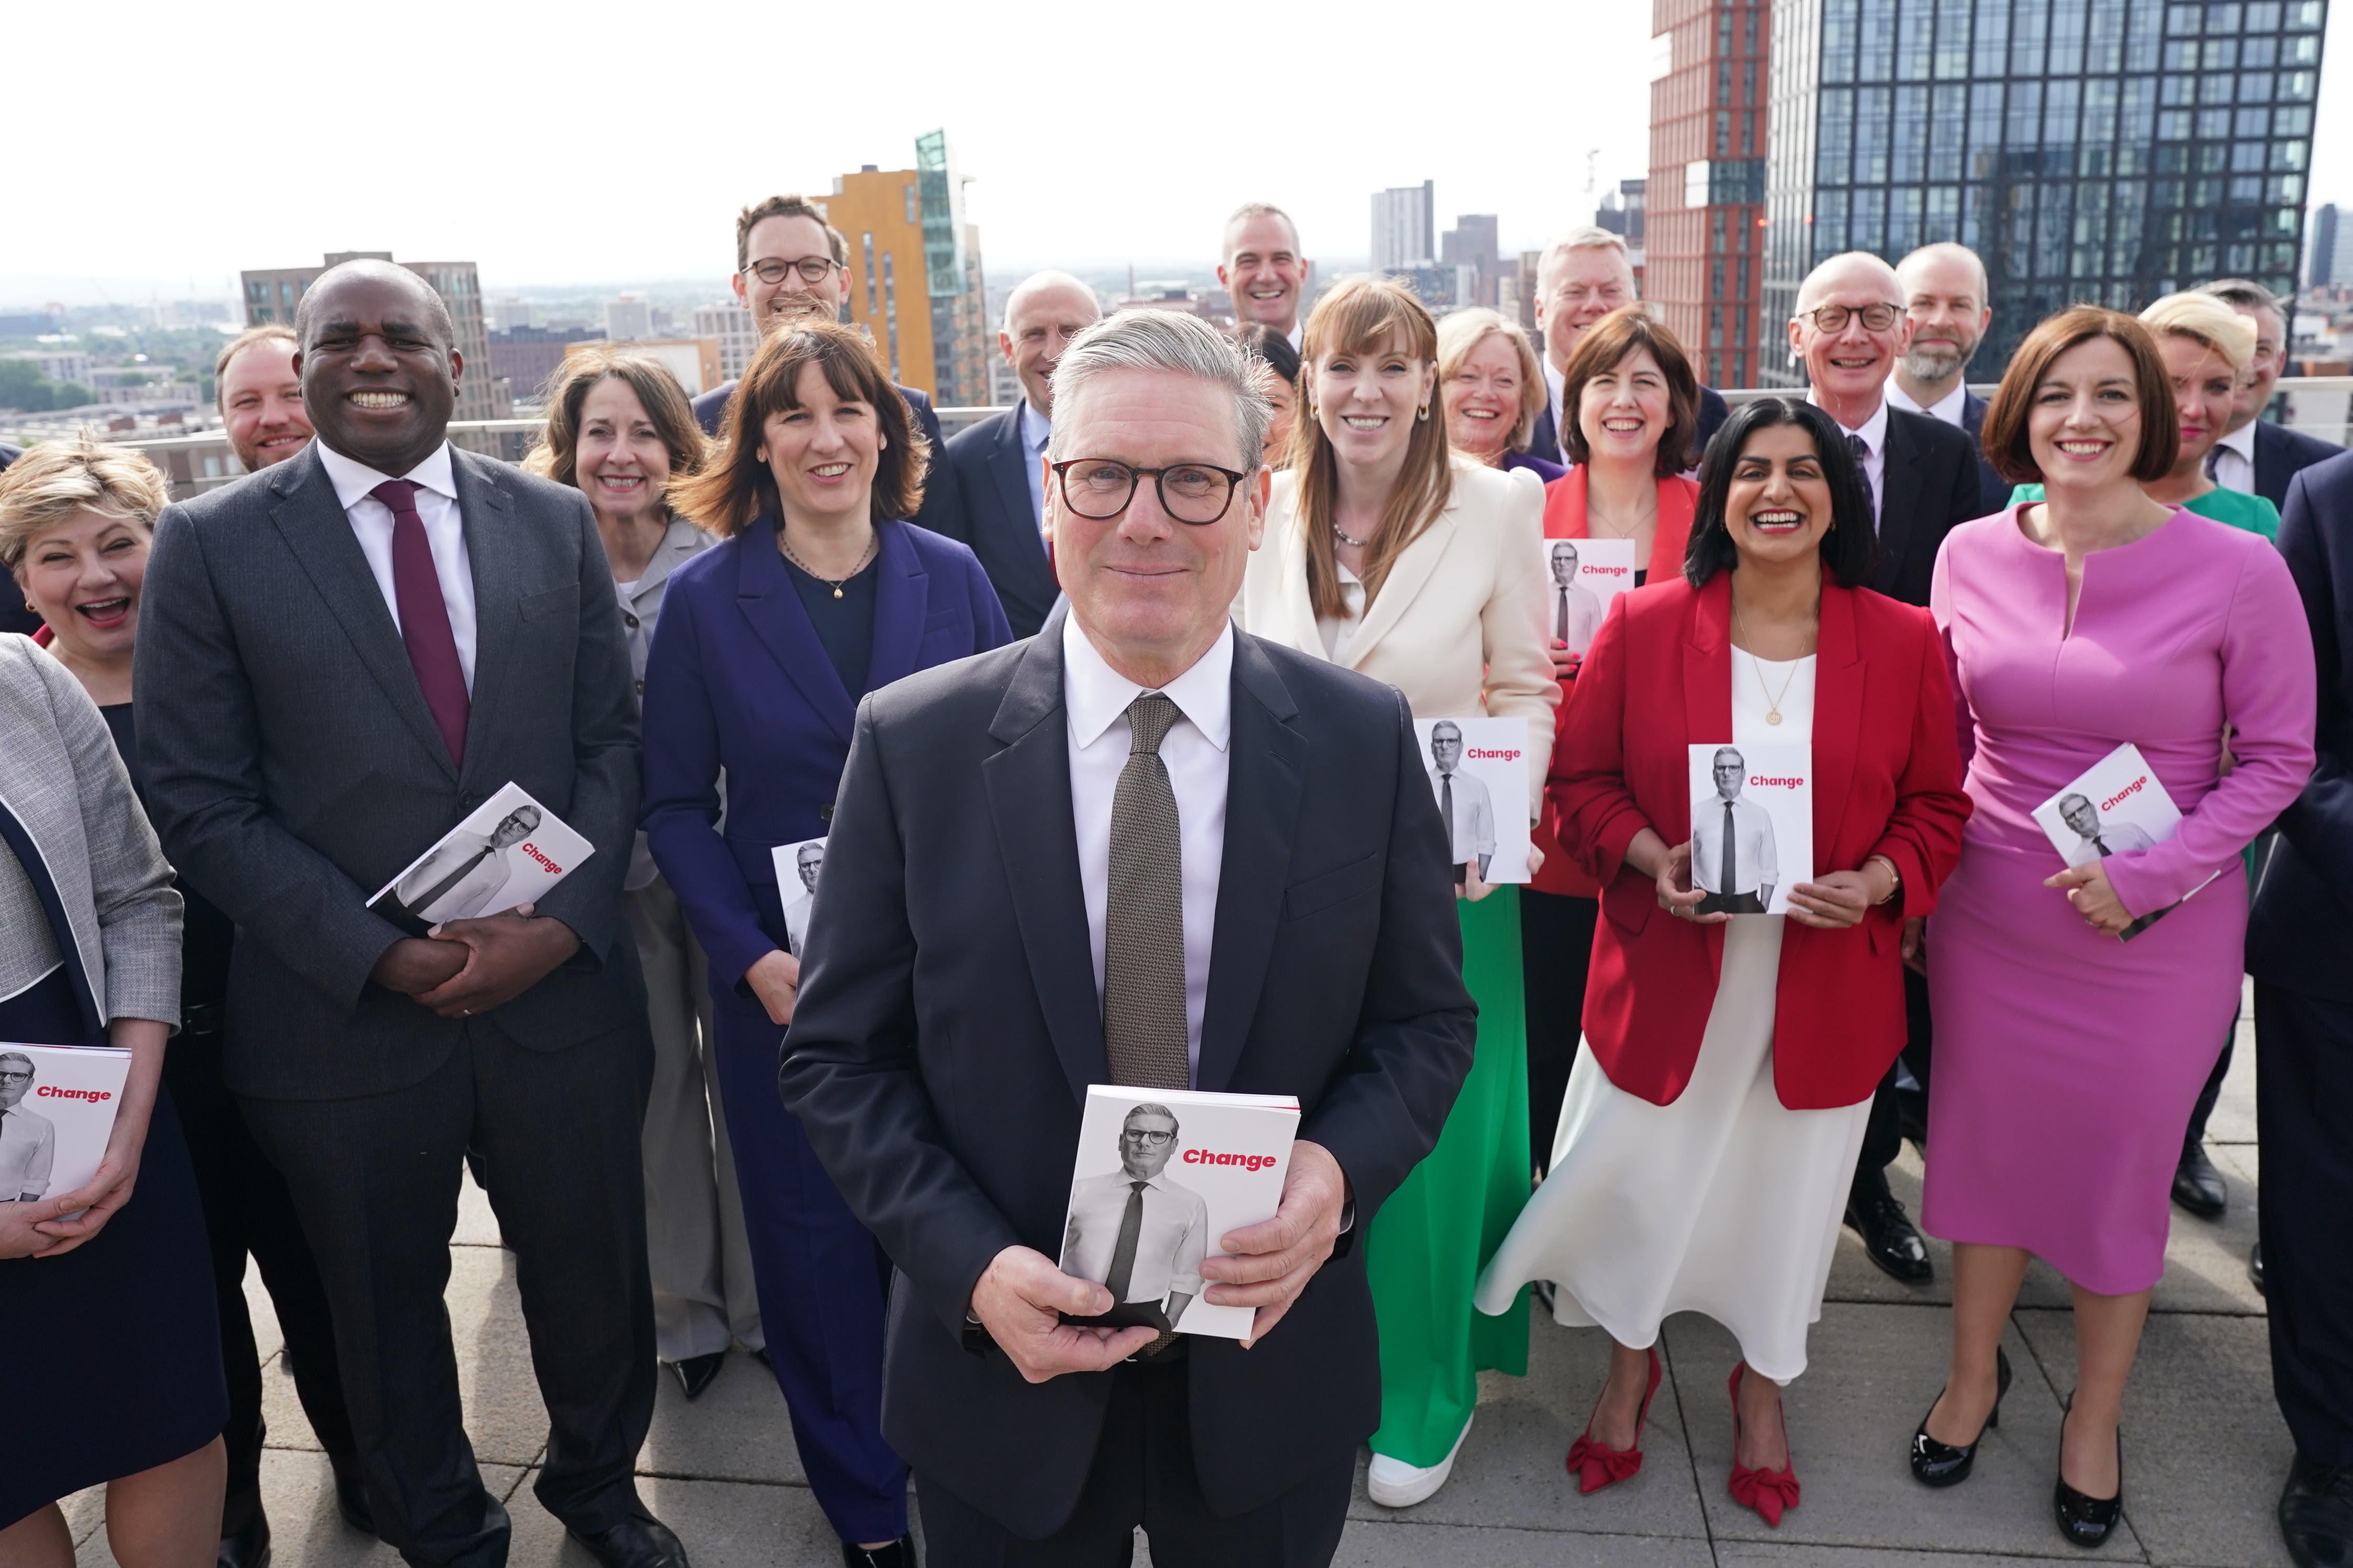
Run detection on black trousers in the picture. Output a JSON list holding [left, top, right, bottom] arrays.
[[242, 1019, 658, 1568], [1857, 966, 1935, 1179], [1520, 890, 1598, 1175], [914, 1357, 1354, 1568], [164, 1027, 357, 1530], [2254, 984, 2353, 1467]]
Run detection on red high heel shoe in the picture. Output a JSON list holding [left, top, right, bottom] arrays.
[[1728, 1362, 1801, 1526], [1566, 1347, 1663, 1494]]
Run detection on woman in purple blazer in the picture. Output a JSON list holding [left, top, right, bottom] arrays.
[[643, 320, 1009, 1568]]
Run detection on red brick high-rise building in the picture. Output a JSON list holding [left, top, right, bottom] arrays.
[[1647, 0, 1771, 389]]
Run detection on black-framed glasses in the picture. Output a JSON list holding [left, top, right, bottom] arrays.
[[1121, 1127, 1177, 1146], [1051, 459, 1247, 525], [1797, 301, 1901, 333], [0, 1070, 31, 1084], [744, 256, 843, 286]]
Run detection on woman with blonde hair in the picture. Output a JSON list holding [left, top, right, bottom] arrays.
[[1437, 307, 1563, 482], [528, 349, 764, 1401], [1236, 275, 1557, 1507]]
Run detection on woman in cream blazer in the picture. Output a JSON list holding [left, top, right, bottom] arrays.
[[1235, 276, 1555, 1509]]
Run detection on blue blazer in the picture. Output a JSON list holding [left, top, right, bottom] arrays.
[[641, 515, 1012, 987], [1961, 391, 2010, 516], [942, 405, 1060, 638], [2255, 417, 2345, 515], [2249, 448, 2353, 1003]]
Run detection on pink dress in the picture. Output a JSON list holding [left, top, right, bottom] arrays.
[[1922, 506, 2314, 1294]]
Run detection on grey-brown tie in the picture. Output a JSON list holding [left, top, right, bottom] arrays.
[[1103, 693, 1190, 1092]]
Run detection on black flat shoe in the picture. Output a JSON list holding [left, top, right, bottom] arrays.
[[2054, 1397, 2123, 1549], [1845, 1168, 1933, 1283], [2251, 1242, 2267, 1296], [329, 1457, 375, 1536], [2171, 1144, 2227, 1217], [2280, 1452, 2353, 1568], [572, 1514, 690, 1568], [217, 1510, 271, 1568], [1911, 1347, 2011, 1486], [841, 1536, 915, 1568], [670, 1351, 726, 1401]]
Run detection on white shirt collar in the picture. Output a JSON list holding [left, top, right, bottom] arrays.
[[1808, 389, 1890, 454], [2215, 419, 2258, 461], [1019, 399, 1051, 455], [316, 440, 457, 512], [1061, 614, 1234, 754], [1884, 377, 1967, 427], [1543, 357, 1566, 422]]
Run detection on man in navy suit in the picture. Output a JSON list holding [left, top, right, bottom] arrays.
[[941, 271, 1100, 637], [2199, 278, 2344, 512], [2247, 447, 2353, 1568], [1526, 227, 1728, 469], [690, 195, 958, 535], [1888, 242, 2007, 515]]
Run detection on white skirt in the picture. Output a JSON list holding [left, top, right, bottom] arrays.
[[1471, 912, 1868, 1383]]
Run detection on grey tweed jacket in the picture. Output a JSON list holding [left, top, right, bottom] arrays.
[[0, 636, 182, 1029], [136, 443, 643, 1101]]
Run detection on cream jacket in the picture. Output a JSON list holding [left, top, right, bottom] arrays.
[[1235, 460, 1557, 820]]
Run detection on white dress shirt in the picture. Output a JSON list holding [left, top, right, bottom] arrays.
[[1428, 762, 1497, 867], [1808, 392, 1889, 528], [1884, 377, 1968, 427], [2209, 419, 2258, 495], [1693, 793, 1779, 898], [1063, 615, 1232, 1080], [1020, 400, 1051, 538], [1062, 1166, 1209, 1304], [315, 441, 478, 689], [1, 1101, 57, 1200]]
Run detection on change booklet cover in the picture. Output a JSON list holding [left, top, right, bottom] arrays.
[[2030, 742, 2214, 940], [1537, 536, 1637, 655], [0, 1042, 132, 1208], [367, 782, 594, 930], [1688, 741, 1813, 916], [1416, 716, 1536, 885], [770, 837, 827, 957], [1059, 1085, 1301, 1340]]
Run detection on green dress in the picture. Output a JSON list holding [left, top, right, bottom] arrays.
[[1363, 885, 1530, 1464], [2008, 481, 2281, 540]]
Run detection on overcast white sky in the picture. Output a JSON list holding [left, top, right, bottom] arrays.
[[5, 0, 2348, 307]]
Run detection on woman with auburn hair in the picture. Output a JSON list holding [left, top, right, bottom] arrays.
[[643, 319, 1008, 1567], [1478, 399, 1968, 1525], [1522, 307, 1706, 1172], [1914, 307, 2313, 1549], [1437, 307, 1563, 482], [528, 350, 764, 1403], [1235, 275, 1558, 1508]]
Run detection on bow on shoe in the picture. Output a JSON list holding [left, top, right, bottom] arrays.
[[1729, 1462, 1801, 1527], [1566, 1434, 1644, 1494]]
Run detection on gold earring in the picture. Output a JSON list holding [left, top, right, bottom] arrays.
[[1417, 404, 1431, 422]]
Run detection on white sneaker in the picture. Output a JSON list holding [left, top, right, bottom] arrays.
[[1365, 1418, 1472, 1509]]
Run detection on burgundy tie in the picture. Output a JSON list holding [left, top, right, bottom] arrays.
[[371, 479, 469, 766]]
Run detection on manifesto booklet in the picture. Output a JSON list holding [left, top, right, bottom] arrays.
[[1688, 741, 1813, 916], [1416, 716, 1536, 885], [1059, 1085, 1301, 1340], [367, 782, 594, 930], [0, 1042, 132, 1207], [770, 836, 827, 957], [2030, 742, 2216, 940], [1537, 536, 1637, 655]]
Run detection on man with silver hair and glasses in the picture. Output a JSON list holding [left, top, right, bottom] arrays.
[[779, 309, 1475, 1565]]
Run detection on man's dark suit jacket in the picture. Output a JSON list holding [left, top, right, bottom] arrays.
[[1528, 380, 1731, 469], [137, 444, 642, 1101], [1959, 391, 2010, 516], [1872, 405, 1986, 610], [777, 610, 1478, 1538], [2250, 448, 2353, 1001], [694, 376, 963, 543], [939, 405, 1059, 638], [2255, 417, 2346, 515]]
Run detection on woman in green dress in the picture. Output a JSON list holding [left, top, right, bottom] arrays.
[[1235, 275, 1559, 1508]]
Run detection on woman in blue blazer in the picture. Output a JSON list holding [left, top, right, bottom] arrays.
[[644, 319, 1010, 1568]]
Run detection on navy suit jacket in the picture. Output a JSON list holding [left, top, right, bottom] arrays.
[[640, 515, 1010, 989], [2254, 417, 2345, 515], [776, 611, 1476, 1536], [941, 405, 1059, 638], [2249, 448, 2353, 1002], [1528, 380, 1730, 469], [1960, 391, 2010, 516], [1872, 406, 1986, 610]]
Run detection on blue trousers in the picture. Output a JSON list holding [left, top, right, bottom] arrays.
[[709, 979, 907, 1544]]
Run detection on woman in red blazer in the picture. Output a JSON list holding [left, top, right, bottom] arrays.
[[1526, 309, 1704, 1175], [1476, 398, 1969, 1526]]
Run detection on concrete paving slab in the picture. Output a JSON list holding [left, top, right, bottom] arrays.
[[1822, 1148, 1955, 1308], [504, 1470, 844, 1568], [2013, 1307, 2295, 1568], [454, 1166, 503, 1248], [1715, 1546, 2127, 1566], [1332, 1519, 1716, 1566], [637, 1348, 807, 1486], [60, 1484, 105, 1547], [1347, 1307, 1710, 1539], [1668, 1305, 2145, 1559]]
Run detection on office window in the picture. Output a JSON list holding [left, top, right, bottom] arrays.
[[1859, 0, 1896, 78], [2202, 36, 2239, 66], [2166, 1, 2200, 29], [1890, 186, 1926, 253], [1930, 83, 1968, 178], [2269, 139, 2307, 170], [1856, 87, 1892, 182], [1893, 85, 1929, 181], [2012, 0, 2048, 74], [1974, 0, 2009, 73], [2242, 35, 2278, 64], [1852, 185, 1887, 252], [862, 234, 878, 315], [2232, 141, 2266, 172]]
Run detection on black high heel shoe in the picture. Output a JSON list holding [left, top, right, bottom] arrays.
[[2054, 1394, 2124, 1549], [1910, 1346, 2012, 1486]]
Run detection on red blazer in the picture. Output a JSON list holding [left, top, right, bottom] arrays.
[[1532, 470, 1698, 898], [1552, 572, 1970, 1109]]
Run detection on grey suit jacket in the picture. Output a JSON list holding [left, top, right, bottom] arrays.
[[0, 636, 182, 1031], [137, 443, 643, 1100]]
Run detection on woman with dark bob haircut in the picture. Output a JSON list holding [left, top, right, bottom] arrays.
[[1909, 307, 2313, 1550], [1478, 396, 1968, 1527], [640, 318, 1009, 1566]]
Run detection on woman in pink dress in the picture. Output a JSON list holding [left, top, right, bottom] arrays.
[[1913, 307, 2315, 1549]]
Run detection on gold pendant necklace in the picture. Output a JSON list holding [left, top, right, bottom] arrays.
[[1732, 603, 1803, 724], [779, 527, 877, 599]]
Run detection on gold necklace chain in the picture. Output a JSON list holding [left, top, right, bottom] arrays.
[[779, 526, 878, 600], [1731, 601, 1811, 726]]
